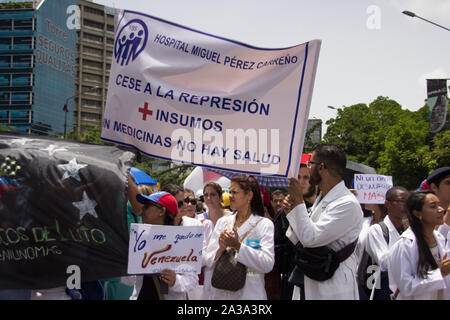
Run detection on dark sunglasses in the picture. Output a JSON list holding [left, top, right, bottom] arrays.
[[177, 197, 197, 208]]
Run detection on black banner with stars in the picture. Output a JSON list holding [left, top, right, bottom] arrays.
[[0, 132, 135, 289]]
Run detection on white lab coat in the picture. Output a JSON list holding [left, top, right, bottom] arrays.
[[129, 216, 201, 300], [388, 228, 450, 300], [203, 213, 275, 300], [188, 215, 214, 300], [366, 216, 402, 272], [438, 223, 450, 251], [286, 180, 363, 300], [355, 215, 374, 266]]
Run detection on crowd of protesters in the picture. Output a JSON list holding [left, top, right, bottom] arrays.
[[4, 143, 449, 300], [119, 144, 449, 301]]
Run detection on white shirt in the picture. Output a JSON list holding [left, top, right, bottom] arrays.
[[366, 216, 403, 272], [285, 180, 363, 300], [388, 228, 450, 300], [203, 213, 274, 300]]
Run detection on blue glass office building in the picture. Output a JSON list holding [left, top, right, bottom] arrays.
[[0, 0, 77, 135]]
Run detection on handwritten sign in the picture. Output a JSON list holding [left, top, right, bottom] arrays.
[[354, 174, 393, 204], [128, 223, 204, 274]]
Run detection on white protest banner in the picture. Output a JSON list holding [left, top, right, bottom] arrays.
[[101, 9, 321, 179], [354, 174, 393, 204], [128, 223, 204, 274]]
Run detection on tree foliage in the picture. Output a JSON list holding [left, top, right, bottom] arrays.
[[425, 129, 450, 171], [323, 96, 440, 189]]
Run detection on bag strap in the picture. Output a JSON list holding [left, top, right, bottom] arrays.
[[335, 239, 358, 263], [392, 288, 400, 300], [379, 220, 390, 244], [234, 217, 264, 242]]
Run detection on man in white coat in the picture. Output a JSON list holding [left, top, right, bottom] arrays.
[[284, 144, 363, 300], [365, 186, 409, 299]]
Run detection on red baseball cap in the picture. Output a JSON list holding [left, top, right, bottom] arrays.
[[136, 191, 178, 216], [300, 153, 312, 165]]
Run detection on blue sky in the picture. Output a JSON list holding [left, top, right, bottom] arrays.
[[95, 0, 450, 132]]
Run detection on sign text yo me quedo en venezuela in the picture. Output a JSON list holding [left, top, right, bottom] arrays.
[[128, 224, 204, 274], [101, 10, 321, 178]]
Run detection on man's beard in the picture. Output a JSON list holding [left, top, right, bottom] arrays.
[[303, 184, 316, 198], [309, 166, 321, 187]]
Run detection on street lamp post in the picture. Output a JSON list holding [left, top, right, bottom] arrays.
[[63, 86, 99, 139], [63, 96, 73, 139], [402, 11, 450, 31]]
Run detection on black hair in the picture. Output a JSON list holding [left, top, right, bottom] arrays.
[[313, 143, 346, 179], [142, 202, 175, 226], [231, 175, 265, 217], [272, 189, 285, 197], [385, 186, 409, 201], [405, 190, 439, 278]]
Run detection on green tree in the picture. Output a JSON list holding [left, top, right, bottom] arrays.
[[0, 125, 16, 132], [425, 129, 450, 171], [324, 96, 431, 189], [377, 115, 429, 189], [65, 124, 112, 145]]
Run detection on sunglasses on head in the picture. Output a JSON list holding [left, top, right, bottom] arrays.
[[177, 197, 197, 208]]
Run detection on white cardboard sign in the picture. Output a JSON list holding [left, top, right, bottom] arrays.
[[128, 223, 204, 274]]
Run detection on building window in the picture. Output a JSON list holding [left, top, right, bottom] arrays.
[[11, 92, 31, 104], [0, 55, 10, 68], [107, 24, 114, 32], [0, 74, 9, 86], [84, 33, 103, 44], [83, 72, 102, 83], [0, 19, 12, 31], [13, 55, 32, 67], [83, 46, 102, 56], [0, 38, 11, 49], [12, 74, 31, 86], [81, 98, 101, 107], [83, 19, 103, 30], [14, 18, 33, 30], [83, 59, 102, 69], [13, 37, 33, 49], [84, 6, 104, 16], [11, 110, 28, 120], [81, 85, 101, 95], [81, 112, 101, 120], [0, 92, 10, 104]]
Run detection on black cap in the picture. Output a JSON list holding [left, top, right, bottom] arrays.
[[426, 167, 450, 186]]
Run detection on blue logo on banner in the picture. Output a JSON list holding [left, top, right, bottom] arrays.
[[114, 19, 149, 66]]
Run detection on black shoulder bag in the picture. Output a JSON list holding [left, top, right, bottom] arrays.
[[293, 240, 358, 282]]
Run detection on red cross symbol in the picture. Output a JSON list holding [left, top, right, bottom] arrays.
[[138, 102, 153, 120]]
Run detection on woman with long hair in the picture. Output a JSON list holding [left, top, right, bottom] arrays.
[[203, 175, 275, 299], [388, 190, 450, 299]]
